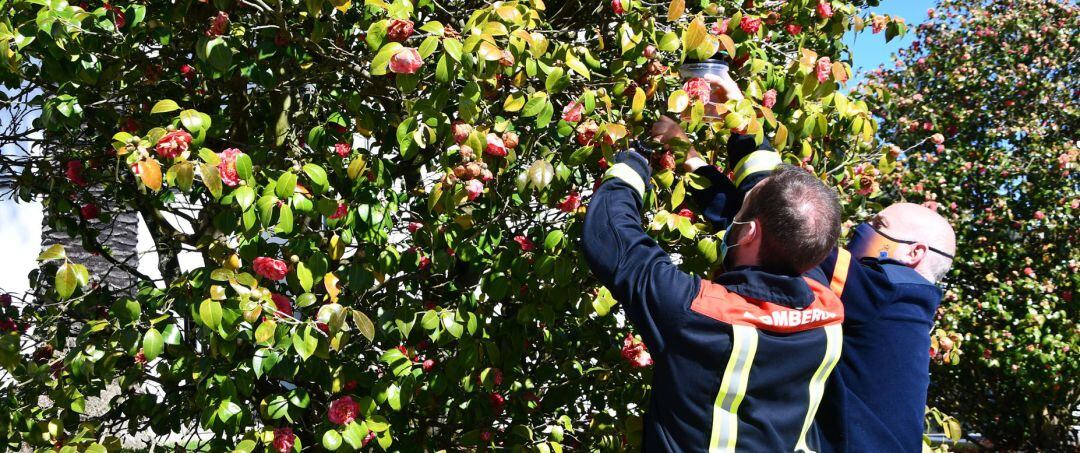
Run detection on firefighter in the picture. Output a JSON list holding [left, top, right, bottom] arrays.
[[581, 114, 849, 450], [681, 74, 958, 452]]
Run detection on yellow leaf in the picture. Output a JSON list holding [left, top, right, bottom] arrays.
[[718, 34, 736, 57], [324, 272, 341, 303], [495, 4, 522, 23], [566, 52, 590, 80], [503, 92, 526, 112], [632, 87, 646, 119], [529, 32, 549, 57], [139, 159, 163, 191], [478, 42, 502, 61], [774, 123, 788, 152], [666, 0, 684, 21], [799, 48, 818, 71], [682, 16, 707, 54], [668, 89, 690, 113], [329, 234, 346, 261]]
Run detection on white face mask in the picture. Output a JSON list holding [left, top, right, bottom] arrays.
[[719, 220, 752, 265]]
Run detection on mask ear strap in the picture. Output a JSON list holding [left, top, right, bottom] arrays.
[[871, 224, 954, 259]]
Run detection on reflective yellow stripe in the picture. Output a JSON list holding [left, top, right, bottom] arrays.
[[733, 150, 783, 187], [710, 325, 759, 453], [603, 162, 646, 199], [830, 249, 852, 297], [794, 324, 844, 453]]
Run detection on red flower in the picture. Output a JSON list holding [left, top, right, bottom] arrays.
[[611, 0, 624, 15], [621, 333, 654, 368], [489, 392, 506, 410], [677, 208, 696, 222], [253, 257, 289, 281], [930, 133, 945, 145], [335, 142, 351, 158], [422, 358, 436, 372], [598, 157, 608, 170], [272, 427, 295, 453], [480, 431, 493, 442], [1023, 267, 1034, 277], [816, 57, 832, 83], [134, 349, 147, 366], [418, 255, 431, 270], [466, 179, 484, 201], [762, 89, 777, 109], [155, 130, 192, 159], [328, 396, 360, 425], [218, 148, 243, 187], [740, 16, 762, 34], [484, 133, 507, 157], [452, 121, 472, 144], [816, 1, 833, 19], [179, 64, 195, 79], [514, 235, 535, 252], [575, 120, 598, 146], [1034, 210, 1045, 220], [683, 77, 712, 103], [655, 151, 676, 171], [386, 19, 414, 42], [407, 222, 423, 233], [557, 192, 581, 213], [271, 293, 293, 318], [80, 203, 100, 220], [389, 48, 423, 74], [205, 11, 229, 37], [104, 3, 125, 28], [66, 161, 87, 187], [711, 19, 730, 35], [362, 430, 377, 446], [785, 23, 802, 35], [502, 131, 519, 149], [871, 15, 887, 34], [330, 203, 348, 219]]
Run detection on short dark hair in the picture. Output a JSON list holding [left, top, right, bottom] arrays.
[[741, 165, 840, 275]]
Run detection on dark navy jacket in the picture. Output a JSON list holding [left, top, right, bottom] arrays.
[[691, 134, 944, 453], [581, 148, 845, 452]]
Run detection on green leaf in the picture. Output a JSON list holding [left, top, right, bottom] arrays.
[[276, 172, 297, 199], [234, 186, 255, 211], [161, 324, 183, 345], [521, 92, 548, 117], [418, 35, 440, 58], [253, 348, 280, 378], [545, 67, 567, 93], [55, 262, 78, 299], [292, 326, 318, 361], [371, 42, 404, 76], [180, 109, 208, 133], [151, 99, 180, 114], [352, 310, 376, 342], [342, 421, 370, 449], [302, 163, 329, 194], [322, 430, 343, 451], [544, 230, 564, 252], [235, 153, 253, 180], [199, 299, 223, 330], [296, 261, 313, 292], [142, 328, 164, 361], [38, 244, 65, 261], [217, 400, 242, 422]]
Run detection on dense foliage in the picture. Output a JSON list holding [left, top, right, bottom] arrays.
[[1, 0, 902, 450], [859, 0, 1079, 448]]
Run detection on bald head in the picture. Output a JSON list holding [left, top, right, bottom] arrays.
[[875, 203, 957, 281]]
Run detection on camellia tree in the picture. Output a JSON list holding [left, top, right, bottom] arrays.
[[1, 0, 898, 450], [857, 0, 1078, 449]]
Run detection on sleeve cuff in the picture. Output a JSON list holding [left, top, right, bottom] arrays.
[[604, 150, 651, 200]]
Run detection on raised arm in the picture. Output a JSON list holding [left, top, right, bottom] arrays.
[[581, 147, 700, 354]]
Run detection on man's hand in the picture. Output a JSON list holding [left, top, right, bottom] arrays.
[[703, 73, 744, 103], [650, 115, 689, 147]]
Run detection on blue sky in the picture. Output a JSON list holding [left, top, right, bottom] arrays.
[[843, 0, 933, 82]]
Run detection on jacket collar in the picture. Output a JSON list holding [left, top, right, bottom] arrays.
[[713, 266, 816, 309]]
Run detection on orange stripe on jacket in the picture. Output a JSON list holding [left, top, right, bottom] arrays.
[[830, 249, 852, 297], [690, 278, 845, 333]]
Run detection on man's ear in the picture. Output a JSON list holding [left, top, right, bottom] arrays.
[[904, 242, 928, 268], [738, 219, 759, 246]]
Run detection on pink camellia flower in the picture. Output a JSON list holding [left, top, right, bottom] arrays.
[[1034, 210, 1045, 220], [386, 19, 414, 42], [514, 235, 535, 252], [66, 161, 87, 187], [407, 222, 423, 233], [362, 430, 377, 446], [80, 203, 100, 220], [466, 179, 484, 201], [271, 293, 293, 318], [335, 142, 351, 158], [762, 89, 777, 109], [155, 130, 192, 159], [253, 257, 289, 281], [418, 255, 431, 270], [217, 148, 243, 187], [561, 101, 584, 123], [389, 48, 423, 74], [1023, 267, 1035, 277], [683, 77, 712, 103], [935, 144, 945, 153], [557, 192, 581, 213], [816, 57, 832, 83], [922, 200, 939, 211], [816, 1, 833, 19], [611, 0, 624, 15], [575, 120, 598, 146], [272, 427, 295, 453], [179, 64, 195, 79], [621, 333, 654, 368], [451, 121, 472, 144], [785, 23, 802, 35], [330, 203, 348, 220], [931, 133, 945, 145], [740, 16, 762, 34], [489, 392, 506, 410], [711, 19, 730, 35], [677, 208, 697, 222], [328, 396, 360, 425], [205, 11, 229, 37], [484, 133, 507, 157], [872, 15, 888, 34]]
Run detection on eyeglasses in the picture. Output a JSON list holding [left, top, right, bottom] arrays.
[[866, 223, 955, 260]]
